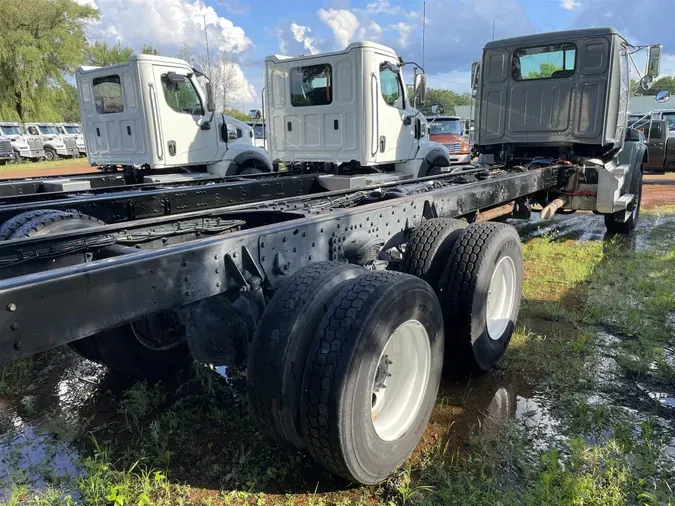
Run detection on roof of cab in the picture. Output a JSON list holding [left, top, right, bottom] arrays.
[[426, 115, 461, 121], [266, 40, 398, 63], [484, 27, 623, 49], [77, 53, 192, 73]]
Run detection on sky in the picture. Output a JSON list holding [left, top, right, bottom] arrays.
[[76, 0, 675, 112]]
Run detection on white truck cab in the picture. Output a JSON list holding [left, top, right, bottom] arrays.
[[264, 41, 451, 180], [24, 123, 80, 161], [75, 54, 271, 176], [0, 122, 45, 162], [56, 123, 87, 155]]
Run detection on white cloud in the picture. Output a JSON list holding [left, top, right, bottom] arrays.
[[83, 0, 252, 57], [560, 0, 582, 10], [358, 21, 383, 42], [366, 0, 401, 15], [290, 23, 320, 55], [317, 8, 360, 49], [393, 22, 414, 48]]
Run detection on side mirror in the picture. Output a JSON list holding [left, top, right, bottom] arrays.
[[639, 75, 655, 92], [166, 72, 186, 84], [413, 72, 427, 106], [205, 82, 215, 112], [646, 44, 662, 78], [430, 104, 444, 115], [249, 109, 261, 120], [655, 89, 670, 103], [470, 61, 480, 92]]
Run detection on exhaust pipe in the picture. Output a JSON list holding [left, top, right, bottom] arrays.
[[540, 196, 568, 220]]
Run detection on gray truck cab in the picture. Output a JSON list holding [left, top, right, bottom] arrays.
[[0, 122, 45, 161], [0, 135, 12, 164], [24, 123, 80, 161], [472, 27, 661, 225]]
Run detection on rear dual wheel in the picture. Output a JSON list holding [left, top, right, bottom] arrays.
[[248, 265, 444, 484], [1, 209, 189, 379]]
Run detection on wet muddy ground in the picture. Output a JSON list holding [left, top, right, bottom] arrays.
[[0, 185, 674, 505]]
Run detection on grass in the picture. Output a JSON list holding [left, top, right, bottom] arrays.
[[1, 207, 674, 505], [0, 157, 89, 172]]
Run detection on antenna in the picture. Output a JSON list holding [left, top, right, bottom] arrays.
[[204, 15, 212, 76], [422, 0, 426, 70], [492, 20, 495, 41]]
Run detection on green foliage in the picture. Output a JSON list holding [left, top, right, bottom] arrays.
[[0, 0, 98, 120], [642, 75, 675, 96], [142, 44, 161, 56], [408, 86, 472, 115], [526, 61, 561, 79], [87, 41, 133, 67], [222, 108, 250, 122]]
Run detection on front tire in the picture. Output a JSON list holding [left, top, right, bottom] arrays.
[[44, 148, 58, 162], [300, 271, 444, 484]]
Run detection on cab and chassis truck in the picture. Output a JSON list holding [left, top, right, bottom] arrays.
[[0, 28, 660, 484]]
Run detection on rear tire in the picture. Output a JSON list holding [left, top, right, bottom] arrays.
[[438, 222, 523, 375], [247, 261, 364, 450], [300, 271, 444, 484], [401, 218, 466, 288], [0, 210, 72, 240]]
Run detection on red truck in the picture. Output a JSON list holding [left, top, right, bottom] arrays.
[[426, 115, 472, 164]]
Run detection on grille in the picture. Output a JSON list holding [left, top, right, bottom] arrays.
[[444, 142, 462, 153], [65, 137, 77, 150], [0, 140, 11, 156], [28, 138, 44, 151]]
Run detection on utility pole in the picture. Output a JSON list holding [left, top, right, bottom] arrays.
[[492, 20, 495, 41], [422, 0, 426, 69], [204, 15, 212, 76]]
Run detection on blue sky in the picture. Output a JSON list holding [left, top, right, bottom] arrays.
[[81, 0, 675, 110]]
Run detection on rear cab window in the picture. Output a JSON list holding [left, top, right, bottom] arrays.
[[512, 43, 577, 81], [93, 75, 124, 114], [290, 64, 332, 107]]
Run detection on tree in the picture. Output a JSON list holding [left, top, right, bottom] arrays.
[[407, 87, 472, 116], [87, 41, 133, 66], [0, 0, 98, 120], [641, 76, 675, 96], [223, 108, 250, 121], [526, 62, 560, 79], [142, 44, 160, 56]]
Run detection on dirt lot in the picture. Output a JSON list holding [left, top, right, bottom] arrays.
[[0, 184, 673, 506], [0, 159, 93, 179]]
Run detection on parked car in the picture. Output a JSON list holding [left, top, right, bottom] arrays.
[[426, 115, 471, 164], [634, 119, 675, 171]]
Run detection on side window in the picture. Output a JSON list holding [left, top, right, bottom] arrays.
[[649, 123, 662, 139], [290, 64, 332, 107], [379, 65, 404, 109], [226, 124, 238, 140], [161, 75, 204, 115], [27, 126, 39, 135], [92, 75, 124, 114]]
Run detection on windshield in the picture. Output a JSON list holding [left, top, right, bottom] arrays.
[[63, 126, 80, 135], [253, 125, 266, 139], [38, 126, 60, 135], [662, 112, 675, 130], [430, 119, 462, 135], [1, 126, 21, 135]]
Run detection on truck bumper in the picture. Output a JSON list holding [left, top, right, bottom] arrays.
[[448, 153, 472, 164], [57, 148, 80, 157], [19, 149, 45, 159]]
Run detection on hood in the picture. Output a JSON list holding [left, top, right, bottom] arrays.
[[429, 133, 463, 144]]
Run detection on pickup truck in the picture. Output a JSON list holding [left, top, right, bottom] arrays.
[[639, 119, 675, 171]]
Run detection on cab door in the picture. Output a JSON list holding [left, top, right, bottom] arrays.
[[375, 60, 416, 163], [151, 65, 218, 166]]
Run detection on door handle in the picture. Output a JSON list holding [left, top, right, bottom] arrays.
[[379, 136, 386, 153]]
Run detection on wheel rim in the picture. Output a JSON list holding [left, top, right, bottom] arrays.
[[45, 151, 54, 161], [486, 255, 517, 340], [371, 319, 431, 442]]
